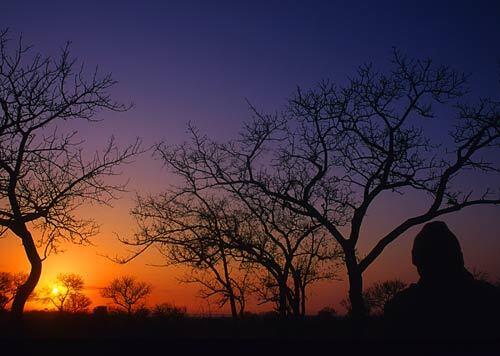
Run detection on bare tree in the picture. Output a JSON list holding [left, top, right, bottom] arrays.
[[146, 136, 339, 318], [123, 178, 339, 317], [0, 272, 27, 311], [101, 276, 151, 316], [65, 293, 92, 313], [292, 229, 339, 315], [0, 29, 141, 317], [364, 279, 407, 314], [38, 273, 89, 312], [154, 50, 500, 317], [179, 263, 254, 319], [236, 194, 341, 317], [240, 207, 338, 317], [124, 193, 252, 320], [152, 303, 187, 319]]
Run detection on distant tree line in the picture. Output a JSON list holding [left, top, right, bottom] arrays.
[[0, 271, 177, 317], [1, 269, 498, 317]]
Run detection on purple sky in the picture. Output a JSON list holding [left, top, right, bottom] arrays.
[[4, 1, 500, 140]]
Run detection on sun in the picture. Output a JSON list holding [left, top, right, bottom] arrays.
[[51, 286, 60, 295]]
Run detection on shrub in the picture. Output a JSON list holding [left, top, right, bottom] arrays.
[[93, 305, 108, 317], [317, 307, 337, 319], [135, 306, 151, 318], [152, 303, 187, 320]]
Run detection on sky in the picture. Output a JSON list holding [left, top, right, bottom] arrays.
[[1, 0, 499, 314]]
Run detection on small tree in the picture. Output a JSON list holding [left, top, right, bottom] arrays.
[[364, 279, 407, 314], [127, 195, 253, 320], [38, 273, 90, 312], [124, 190, 339, 318], [152, 303, 187, 320], [0, 29, 141, 318], [179, 265, 254, 319], [101, 276, 151, 316], [65, 292, 92, 313]]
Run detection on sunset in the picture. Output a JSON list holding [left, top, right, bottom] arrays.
[[0, 1, 499, 354]]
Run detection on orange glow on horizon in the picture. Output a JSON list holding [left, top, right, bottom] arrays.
[[2, 192, 499, 315]]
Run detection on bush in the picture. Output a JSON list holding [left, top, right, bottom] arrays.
[[240, 311, 258, 319], [135, 306, 151, 318], [317, 307, 337, 319], [92, 305, 108, 317], [259, 311, 280, 319], [152, 303, 187, 320]]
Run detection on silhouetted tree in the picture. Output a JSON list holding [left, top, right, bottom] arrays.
[[364, 279, 407, 314], [155, 50, 500, 317], [0, 29, 141, 318], [38, 273, 89, 312], [341, 279, 408, 315], [123, 187, 339, 318], [101, 276, 151, 316], [247, 221, 338, 317], [225, 195, 340, 317], [65, 292, 92, 313], [0, 272, 27, 310], [180, 265, 253, 319], [122, 194, 253, 320], [152, 303, 187, 319], [317, 306, 337, 319]]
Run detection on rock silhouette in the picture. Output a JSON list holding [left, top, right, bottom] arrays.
[[384, 221, 500, 340]]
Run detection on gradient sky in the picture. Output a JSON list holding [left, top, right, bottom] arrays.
[[1, 0, 499, 314]]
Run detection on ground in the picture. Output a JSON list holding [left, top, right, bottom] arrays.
[[0, 311, 498, 355]]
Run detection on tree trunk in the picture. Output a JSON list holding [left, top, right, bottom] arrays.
[[227, 290, 238, 320], [300, 285, 306, 317], [291, 274, 302, 318], [11, 226, 42, 319], [345, 248, 367, 319], [277, 282, 288, 317], [238, 300, 245, 318], [289, 296, 300, 318], [219, 248, 238, 320]]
